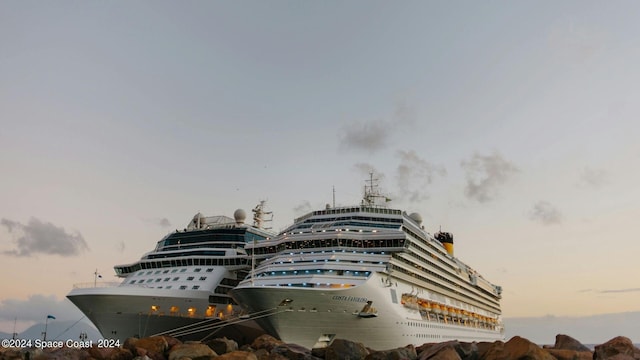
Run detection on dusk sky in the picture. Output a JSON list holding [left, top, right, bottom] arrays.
[[1, 1, 639, 344]]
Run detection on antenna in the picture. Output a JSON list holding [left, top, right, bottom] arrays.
[[362, 172, 390, 206], [332, 186, 336, 208]]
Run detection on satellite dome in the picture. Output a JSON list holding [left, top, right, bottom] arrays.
[[409, 212, 423, 225], [234, 209, 247, 225]]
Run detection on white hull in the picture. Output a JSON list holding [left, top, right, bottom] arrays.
[[67, 286, 262, 343], [231, 272, 504, 350]]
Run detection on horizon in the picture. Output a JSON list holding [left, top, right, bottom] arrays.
[[2, 0, 639, 344]]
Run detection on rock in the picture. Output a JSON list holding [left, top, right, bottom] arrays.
[[271, 343, 320, 360], [32, 347, 90, 360], [423, 346, 461, 360], [482, 336, 555, 360], [551, 334, 591, 352], [593, 336, 640, 360], [0, 348, 24, 360], [167, 342, 217, 360], [545, 348, 593, 360], [215, 351, 259, 360], [475, 341, 496, 360], [206, 337, 238, 355], [417, 341, 470, 360], [88, 345, 134, 360], [366, 344, 418, 360], [251, 335, 285, 352], [325, 339, 369, 360], [126, 336, 169, 360]]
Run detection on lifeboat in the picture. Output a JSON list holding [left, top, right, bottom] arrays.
[[432, 303, 442, 314], [419, 300, 432, 312]]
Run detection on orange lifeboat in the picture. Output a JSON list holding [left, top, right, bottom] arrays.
[[432, 303, 442, 314]]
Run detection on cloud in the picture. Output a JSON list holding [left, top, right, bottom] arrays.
[[396, 150, 446, 202], [600, 288, 640, 294], [579, 167, 607, 188], [460, 152, 518, 203], [529, 201, 563, 225], [1, 217, 89, 257], [338, 102, 415, 153]]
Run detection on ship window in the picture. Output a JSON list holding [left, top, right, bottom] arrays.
[[179, 285, 187, 290], [163, 270, 169, 274], [187, 276, 194, 281], [146, 279, 153, 283], [199, 276, 207, 281], [154, 271, 161, 274], [146, 271, 152, 275], [180, 269, 187, 272], [166, 286, 172, 289], [173, 277, 179, 281], [129, 280, 136, 284], [194, 268, 201, 272], [192, 285, 200, 290], [164, 278, 170, 281], [206, 268, 213, 272]]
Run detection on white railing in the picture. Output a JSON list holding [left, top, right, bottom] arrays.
[[72, 281, 122, 289]]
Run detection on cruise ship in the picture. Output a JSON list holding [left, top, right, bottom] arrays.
[[231, 176, 504, 350], [67, 203, 275, 343]]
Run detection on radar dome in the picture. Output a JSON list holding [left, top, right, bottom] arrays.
[[234, 209, 247, 225], [409, 212, 423, 226]]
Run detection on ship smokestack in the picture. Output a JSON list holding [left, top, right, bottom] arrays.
[[435, 231, 454, 256]]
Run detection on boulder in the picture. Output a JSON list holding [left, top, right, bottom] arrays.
[[593, 336, 640, 360], [417, 341, 473, 360], [126, 336, 168, 360], [251, 335, 284, 352], [366, 344, 418, 360], [424, 346, 461, 360], [324, 339, 369, 360], [545, 348, 593, 360], [271, 343, 320, 360], [215, 351, 259, 360], [167, 342, 217, 360], [482, 336, 554, 360], [475, 341, 497, 360], [551, 334, 591, 352], [88, 345, 134, 360], [206, 337, 238, 355], [32, 347, 90, 360]]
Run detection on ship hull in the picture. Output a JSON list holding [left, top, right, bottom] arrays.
[[67, 287, 263, 344], [231, 272, 504, 350]]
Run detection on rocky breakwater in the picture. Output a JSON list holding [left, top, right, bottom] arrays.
[[1, 333, 639, 360]]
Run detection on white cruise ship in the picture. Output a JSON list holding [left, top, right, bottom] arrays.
[[231, 177, 504, 350], [67, 203, 275, 343]]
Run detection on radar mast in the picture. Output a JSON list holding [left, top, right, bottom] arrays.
[[252, 200, 273, 229], [362, 172, 391, 207]]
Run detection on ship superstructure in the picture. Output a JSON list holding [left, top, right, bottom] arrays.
[[67, 204, 275, 342], [231, 176, 504, 349]]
